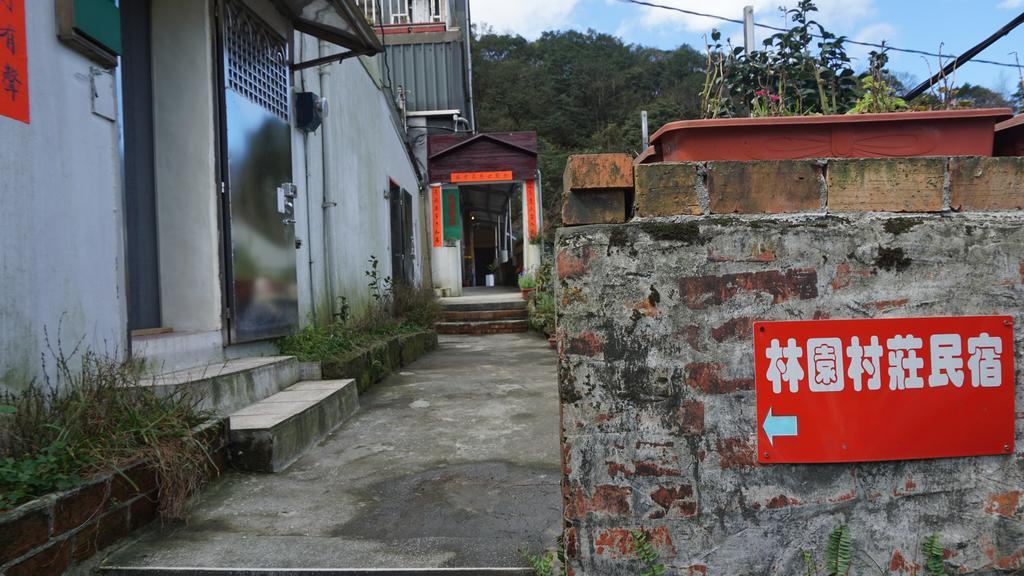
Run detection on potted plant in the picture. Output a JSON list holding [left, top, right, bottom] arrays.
[[485, 262, 497, 287], [647, 1, 1010, 163], [518, 272, 537, 300]]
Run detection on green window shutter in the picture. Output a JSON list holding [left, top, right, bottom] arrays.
[[74, 0, 121, 55]]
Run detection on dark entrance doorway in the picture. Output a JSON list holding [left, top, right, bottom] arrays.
[[389, 181, 415, 284]]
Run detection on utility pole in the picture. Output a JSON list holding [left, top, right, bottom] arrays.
[[743, 5, 755, 54], [641, 110, 649, 150]]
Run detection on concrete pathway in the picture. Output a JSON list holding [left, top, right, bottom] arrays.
[[102, 333, 561, 572]]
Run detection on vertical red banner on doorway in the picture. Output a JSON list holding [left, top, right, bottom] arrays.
[[431, 185, 443, 248], [525, 179, 537, 240], [0, 0, 28, 124]]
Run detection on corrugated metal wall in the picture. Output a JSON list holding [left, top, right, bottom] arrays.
[[386, 40, 467, 114]]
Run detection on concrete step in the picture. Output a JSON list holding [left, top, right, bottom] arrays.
[[99, 567, 533, 575], [442, 309, 528, 322], [139, 356, 299, 415], [228, 379, 358, 473], [440, 299, 527, 312], [436, 319, 530, 335]]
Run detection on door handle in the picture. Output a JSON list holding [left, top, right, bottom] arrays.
[[282, 218, 296, 226]]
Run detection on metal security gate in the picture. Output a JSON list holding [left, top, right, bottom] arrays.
[[220, 0, 298, 342]]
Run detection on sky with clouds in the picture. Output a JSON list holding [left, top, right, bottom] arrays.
[[469, 0, 1024, 94]]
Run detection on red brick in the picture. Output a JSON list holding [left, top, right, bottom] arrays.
[[564, 153, 634, 191], [866, 298, 908, 313], [564, 527, 578, 560], [54, 479, 108, 535], [677, 400, 704, 436], [557, 247, 593, 280], [677, 268, 818, 310], [716, 437, 758, 469], [566, 332, 604, 357], [635, 162, 701, 217], [708, 160, 822, 214], [649, 485, 696, 519], [684, 363, 753, 394], [129, 493, 159, 531], [827, 158, 945, 212], [0, 503, 51, 564], [574, 485, 632, 517], [563, 190, 627, 225], [710, 316, 757, 343], [949, 157, 1024, 211], [829, 262, 871, 291], [606, 460, 681, 479], [110, 462, 158, 504], [985, 490, 1022, 519], [594, 526, 674, 559], [765, 494, 802, 509], [69, 508, 127, 566], [5, 539, 71, 576]]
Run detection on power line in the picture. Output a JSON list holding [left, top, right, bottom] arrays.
[[618, 0, 1023, 69]]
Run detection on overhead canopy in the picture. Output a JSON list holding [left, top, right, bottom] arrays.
[[428, 132, 538, 184], [270, 0, 383, 58]]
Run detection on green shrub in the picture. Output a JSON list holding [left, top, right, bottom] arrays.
[[528, 291, 556, 336], [518, 273, 537, 290], [392, 283, 443, 328], [0, 344, 214, 518]]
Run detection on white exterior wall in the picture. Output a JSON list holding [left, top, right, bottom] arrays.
[[294, 36, 422, 324], [0, 1, 126, 393]]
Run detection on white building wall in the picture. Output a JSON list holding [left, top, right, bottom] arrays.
[[295, 36, 422, 324], [0, 1, 126, 393]]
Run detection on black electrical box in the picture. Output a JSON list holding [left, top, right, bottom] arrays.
[[295, 92, 327, 133]]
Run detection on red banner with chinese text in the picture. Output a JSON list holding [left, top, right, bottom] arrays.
[[754, 316, 1015, 464], [431, 185, 443, 248], [525, 179, 537, 240], [0, 0, 28, 123], [450, 171, 512, 184]]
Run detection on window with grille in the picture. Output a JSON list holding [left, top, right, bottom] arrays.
[[353, 0, 378, 24], [389, 0, 410, 24], [223, 0, 289, 120]]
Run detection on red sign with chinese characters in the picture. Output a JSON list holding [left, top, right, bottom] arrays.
[[754, 316, 1015, 464], [430, 185, 443, 248], [0, 0, 28, 123], [525, 179, 538, 239], [450, 170, 513, 184]]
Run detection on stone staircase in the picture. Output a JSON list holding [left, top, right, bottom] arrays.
[[437, 298, 529, 335], [143, 356, 357, 473]]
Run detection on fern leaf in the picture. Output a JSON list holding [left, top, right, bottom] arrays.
[[801, 549, 817, 576], [825, 525, 852, 576], [836, 525, 852, 576], [922, 534, 947, 576]]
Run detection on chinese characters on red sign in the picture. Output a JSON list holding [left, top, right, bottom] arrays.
[[0, 0, 27, 123], [450, 171, 513, 184], [430, 185, 443, 248], [754, 316, 1015, 464], [525, 179, 537, 239]]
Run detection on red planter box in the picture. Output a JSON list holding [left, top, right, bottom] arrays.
[[995, 114, 1024, 156], [649, 109, 1012, 162]]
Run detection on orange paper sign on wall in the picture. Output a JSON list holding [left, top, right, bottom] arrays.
[[431, 185, 443, 248], [450, 171, 513, 184], [0, 0, 29, 124], [525, 179, 537, 239]]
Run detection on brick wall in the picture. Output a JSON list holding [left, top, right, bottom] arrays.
[[0, 420, 228, 575], [557, 155, 1024, 575]]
